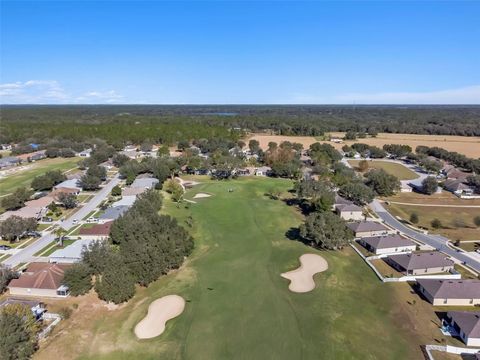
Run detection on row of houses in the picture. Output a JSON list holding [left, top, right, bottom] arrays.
[[0, 150, 47, 169]]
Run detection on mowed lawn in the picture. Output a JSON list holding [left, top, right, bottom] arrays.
[[37, 178, 420, 360], [348, 160, 418, 180], [0, 157, 80, 197]]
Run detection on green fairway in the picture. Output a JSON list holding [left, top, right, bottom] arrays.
[[52, 177, 420, 360], [0, 157, 80, 197], [348, 160, 418, 180]]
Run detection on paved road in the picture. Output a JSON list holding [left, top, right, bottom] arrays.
[[3, 174, 121, 267], [370, 199, 480, 272]]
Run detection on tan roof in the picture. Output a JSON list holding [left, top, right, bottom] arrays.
[[25, 196, 55, 208], [79, 221, 113, 236], [50, 187, 79, 199], [9, 263, 70, 290], [121, 187, 146, 196]]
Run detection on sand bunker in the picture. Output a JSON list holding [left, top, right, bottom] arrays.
[[134, 295, 185, 339], [193, 193, 211, 199], [281, 254, 328, 293]]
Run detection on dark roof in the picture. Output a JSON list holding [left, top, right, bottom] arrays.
[[9, 263, 70, 290], [444, 179, 473, 192], [418, 279, 480, 299], [79, 221, 113, 236], [334, 195, 353, 206], [361, 234, 415, 250], [336, 204, 363, 212], [387, 252, 453, 271], [348, 221, 389, 233], [98, 206, 130, 220], [448, 311, 480, 339]]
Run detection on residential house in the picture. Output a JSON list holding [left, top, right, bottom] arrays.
[[49, 239, 98, 263], [0, 156, 21, 168], [76, 148, 92, 158], [50, 187, 81, 199], [444, 167, 469, 181], [358, 234, 416, 255], [255, 166, 271, 176], [335, 204, 364, 221], [98, 205, 130, 221], [446, 311, 480, 346], [122, 187, 147, 196], [385, 252, 454, 275], [77, 221, 113, 240], [54, 179, 82, 192], [417, 279, 480, 306], [334, 195, 353, 207], [444, 179, 478, 198], [347, 221, 395, 238], [8, 263, 70, 298], [131, 176, 159, 189]]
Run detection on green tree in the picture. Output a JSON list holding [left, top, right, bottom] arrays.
[[421, 176, 438, 195], [0, 216, 37, 242], [111, 185, 122, 197], [79, 174, 101, 191], [431, 218, 442, 229], [1, 187, 32, 210], [357, 160, 369, 172], [339, 182, 375, 206], [300, 212, 354, 250], [58, 193, 78, 209], [0, 265, 17, 294], [474, 216, 480, 227], [248, 139, 260, 154], [87, 165, 107, 181], [94, 252, 136, 304], [410, 212, 419, 224], [157, 145, 170, 157], [63, 263, 92, 296], [163, 179, 184, 202], [365, 169, 400, 196], [0, 304, 40, 360]]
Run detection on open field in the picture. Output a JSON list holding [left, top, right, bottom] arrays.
[[248, 133, 480, 158], [0, 157, 80, 198], [35, 178, 468, 360], [384, 192, 480, 206], [348, 160, 418, 180], [386, 203, 480, 241]]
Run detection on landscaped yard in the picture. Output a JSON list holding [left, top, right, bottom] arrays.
[[348, 160, 418, 180], [35, 178, 463, 360], [386, 203, 480, 241], [0, 157, 80, 198]]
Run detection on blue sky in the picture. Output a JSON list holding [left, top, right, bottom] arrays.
[[1, 1, 479, 104]]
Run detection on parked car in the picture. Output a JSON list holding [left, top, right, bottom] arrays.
[[0, 245, 11, 251], [26, 231, 41, 237]]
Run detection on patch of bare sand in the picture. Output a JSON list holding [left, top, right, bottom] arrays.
[[193, 192, 211, 199], [134, 295, 185, 339], [281, 254, 328, 293]]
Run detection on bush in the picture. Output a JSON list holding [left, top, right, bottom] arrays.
[[410, 213, 419, 224], [58, 307, 73, 320], [431, 218, 442, 229], [474, 216, 480, 227]]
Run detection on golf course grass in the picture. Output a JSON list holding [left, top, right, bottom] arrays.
[[38, 177, 420, 360], [348, 160, 418, 180], [0, 157, 80, 198]]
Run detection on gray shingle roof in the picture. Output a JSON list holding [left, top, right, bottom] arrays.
[[387, 252, 453, 271], [347, 221, 389, 233], [361, 234, 414, 250], [98, 205, 130, 220], [448, 311, 480, 339], [418, 279, 480, 299], [336, 204, 363, 212]]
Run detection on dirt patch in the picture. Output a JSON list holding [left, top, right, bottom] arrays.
[[134, 295, 185, 339], [281, 254, 328, 293]]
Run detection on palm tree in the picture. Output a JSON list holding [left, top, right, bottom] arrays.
[[53, 226, 67, 247]]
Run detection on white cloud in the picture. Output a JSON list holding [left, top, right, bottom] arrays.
[[0, 80, 124, 104], [290, 85, 480, 104]]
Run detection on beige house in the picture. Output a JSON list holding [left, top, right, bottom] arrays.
[[347, 221, 395, 238], [8, 263, 70, 298], [335, 204, 363, 221], [446, 311, 480, 347], [358, 234, 416, 255], [417, 279, 480, 306], [385, 251, 454, 275]]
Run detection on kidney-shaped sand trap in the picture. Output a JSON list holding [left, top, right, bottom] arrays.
[[281, 254, 328, 293], [134, 295, 185, 339], [193, 192, 211, 199]]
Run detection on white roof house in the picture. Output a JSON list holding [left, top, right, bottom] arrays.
[[54, 179, 81, 191]]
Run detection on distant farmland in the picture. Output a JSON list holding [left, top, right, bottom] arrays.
[[248, 133, 480, 158]]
